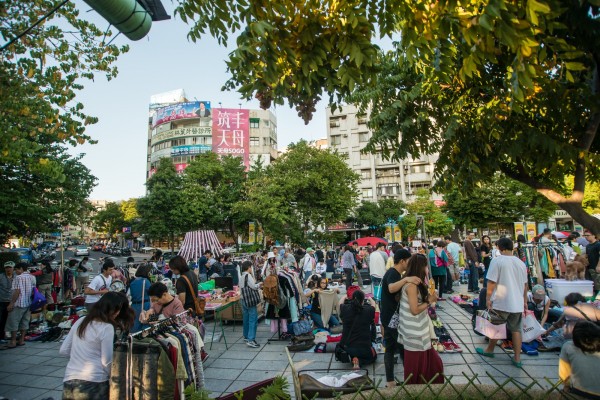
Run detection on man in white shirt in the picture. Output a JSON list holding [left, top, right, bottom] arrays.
[[445, 235, 461, 288], [476, 237, 528, 368], [84, 259, 114, 311], [301, 248, 316, 282], [368, 242, 388, 279]]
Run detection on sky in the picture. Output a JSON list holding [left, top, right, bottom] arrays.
[[68, 0, 329, 201]]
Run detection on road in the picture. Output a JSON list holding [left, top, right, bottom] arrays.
[[56, 249, 151, 275]]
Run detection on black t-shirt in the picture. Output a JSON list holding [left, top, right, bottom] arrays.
[[587, 241, 600, 273], [315, 249, 325, 263], [340, 303, 375, 348], [380, 267, 402, 327], [175, 271, 199, 311]]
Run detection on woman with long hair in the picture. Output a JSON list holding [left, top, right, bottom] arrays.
[[339, 289, 377, 368], [60, 292, 134, 400], [306, 277, 341, 329], [480, 235, 493, 279], [398, 254, 443, 384]]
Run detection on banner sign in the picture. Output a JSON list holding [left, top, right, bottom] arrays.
[[171, 145, 211, 156], [212, 108, 250, 168], [514, 222, 525, 238], [152, 126, 212, 144], [174, 163, 188, 173], [248, 222, 256, 244], [525, 221, 537, 240], [152, 101, 211, 128], [385, 225, 392, 242]]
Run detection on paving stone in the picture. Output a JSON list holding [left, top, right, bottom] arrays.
[[246, 360, 289, 371], [218, 350, 257, 360], [254, 351, 288, 361], [203, 378, 231, 394], [34, 389, 63, 400], [226, 379, 263, 393], [203, 367, 242, 381], [3, 385, 48, 400], [209, 358, 253, 370]]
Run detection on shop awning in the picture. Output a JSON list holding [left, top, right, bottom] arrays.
[[178, 230, 223, 261]]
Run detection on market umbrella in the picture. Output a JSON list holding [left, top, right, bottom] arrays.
[[551, 231, 569, 239], [348, 237, 387, 247], [178, 230, 223, 261]]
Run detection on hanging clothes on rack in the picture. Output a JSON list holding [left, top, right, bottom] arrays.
[[111, 310, 205, 400]]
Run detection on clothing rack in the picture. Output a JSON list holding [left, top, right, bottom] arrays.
[[130, 309, 192, 338]]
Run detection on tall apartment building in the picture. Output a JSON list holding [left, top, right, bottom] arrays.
[[147, 90, 278, 178], [326, 105, 442, 203]]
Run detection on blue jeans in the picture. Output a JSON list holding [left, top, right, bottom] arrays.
[[311, 312, 340, 330], [468, 261, 479, 291], [242, 302, 258, 341], [304, 270, 313, 282]]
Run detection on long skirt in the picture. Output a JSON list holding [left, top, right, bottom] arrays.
[[403, 347, 444, 385]]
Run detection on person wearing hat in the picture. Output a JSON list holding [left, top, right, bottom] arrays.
[[5, 262, 37, 349], [0, 261, 15, 345], [300, 248, 316, 282], [261, 251, 279, 278], [527, 284, 559, 326]]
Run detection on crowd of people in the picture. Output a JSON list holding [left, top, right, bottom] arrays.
[[0, 227, 599, 399]]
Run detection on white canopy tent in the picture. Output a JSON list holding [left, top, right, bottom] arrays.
[[178, 230, 223, 261]]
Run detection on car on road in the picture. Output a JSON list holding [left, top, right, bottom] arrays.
[[74, 245, 89, 256], [92, 244, 103, 251]]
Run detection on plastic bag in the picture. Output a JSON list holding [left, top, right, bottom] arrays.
[[522, 311, 546, 343], [199, 279, 215, 291], [475, 312, 507, 339]]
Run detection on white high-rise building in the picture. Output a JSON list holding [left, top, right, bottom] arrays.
[[326, 105, 442, 203]]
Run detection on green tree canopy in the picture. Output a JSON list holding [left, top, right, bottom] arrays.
[[443, 175, 557, 227], [237, 141, 359, 245], [93, 202, 125, 240], [180, 153, 247, 241], [354, 199, 407, 236], [138, 158, 185, 250], [401, 190, 453, 240], [1, 1, 127, 241], [176, 0, 600, 233]]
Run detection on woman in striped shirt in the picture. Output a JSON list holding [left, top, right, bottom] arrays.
[[397, 254, 444, 385]]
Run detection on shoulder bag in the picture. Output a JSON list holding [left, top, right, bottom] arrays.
[[334, 307, 359, 363], [181, 274, 205, 316], [241, 273, 262, 308]]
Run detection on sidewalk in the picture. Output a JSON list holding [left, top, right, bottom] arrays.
[[0, 285, 561, 399]]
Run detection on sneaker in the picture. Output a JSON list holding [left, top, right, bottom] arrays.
[[243, 338, 249, 343], [501, 340, 514, 353], [247, 340, 260, 348]]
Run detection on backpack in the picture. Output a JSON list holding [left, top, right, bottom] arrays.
[[263, 274, 280, 306]]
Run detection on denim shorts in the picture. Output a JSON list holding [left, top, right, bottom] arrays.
[[63, 379, 109, 400]]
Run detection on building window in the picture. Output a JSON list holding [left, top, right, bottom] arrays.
[[250, 137, 259, 146], [361, 169, 372, 179], [329, 120, 340, 128], [409, 164, 430, 174], [406, 182, 431, 194], [250, 118, 260, 128], [377, 184, 399, 195], [331, 135, 341, 145], [360, 152, 369, 160], [171, 138, 186, 147], [359, 132, 369, 142], [263, 120, 270, 127], [361, 188, 373, 198]]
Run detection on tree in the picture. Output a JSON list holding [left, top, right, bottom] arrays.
[[176, 0, 600, 233], [400, 190, 453, 239], [1, 1, 127, 241], [120, 199, 139, 222], [354, 199, 407, 236], [237, 141, 360, 245], [138, 158, 185, 251], [444, 175, 557, 227], [180, 153, 247, 243], [93, 202, 124, 240]]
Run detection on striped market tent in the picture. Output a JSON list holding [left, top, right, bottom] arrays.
[[178, 230, 223, 261]]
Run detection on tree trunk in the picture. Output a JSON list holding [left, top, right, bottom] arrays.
[[556, 202, 600, 235]]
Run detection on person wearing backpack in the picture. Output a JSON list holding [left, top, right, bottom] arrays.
[[240, 261, 262, 348], [431, 241, 449, 299]]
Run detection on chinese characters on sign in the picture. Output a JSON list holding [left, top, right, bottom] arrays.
[[212, 108, 250, 168], [152, 127, 212, 145]]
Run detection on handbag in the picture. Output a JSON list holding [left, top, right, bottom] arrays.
[[30, 287, 47, 311], [475, 310, 507, 339], [181, 274, 206, 316], [241, 274, 262, 308]]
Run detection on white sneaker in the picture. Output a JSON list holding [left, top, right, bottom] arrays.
[[243, 338, 249, 343], [247, 340, 260, 348]]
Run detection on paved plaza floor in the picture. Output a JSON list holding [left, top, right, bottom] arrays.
[[0, 285, 561, 399]]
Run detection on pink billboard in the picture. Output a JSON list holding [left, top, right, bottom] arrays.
[[212, 108, 250, 168]]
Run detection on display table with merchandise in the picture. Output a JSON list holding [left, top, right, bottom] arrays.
[[204, 295, 240, 350]]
